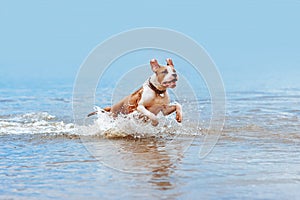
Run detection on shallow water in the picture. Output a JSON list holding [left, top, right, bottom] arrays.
[[1, 79, 300, 199]]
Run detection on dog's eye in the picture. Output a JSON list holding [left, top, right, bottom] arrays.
[[162, 69, 168, 74], [173, 69, 176, 73]]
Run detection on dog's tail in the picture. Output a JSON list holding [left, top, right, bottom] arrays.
[[87, 111, 98, 117], [87, 107, 111, 117]]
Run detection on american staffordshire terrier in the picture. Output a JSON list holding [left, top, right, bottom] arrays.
[[88, 58, 182, 126]]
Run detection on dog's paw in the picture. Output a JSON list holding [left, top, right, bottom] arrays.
[[175, 103, 182, 123], [151, 119, 159, 126], [176, 113, 182, 123], [138, 114, 150, 123]]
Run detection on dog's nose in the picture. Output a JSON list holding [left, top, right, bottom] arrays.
[[172, 74, 177, 78]]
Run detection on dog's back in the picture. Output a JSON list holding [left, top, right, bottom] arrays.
[[104, 87, 143, 117]]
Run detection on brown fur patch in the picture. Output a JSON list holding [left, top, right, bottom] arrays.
[[103, 107, 111, 112], [126, 87, 143, 113], [156, 66, 168, 84]]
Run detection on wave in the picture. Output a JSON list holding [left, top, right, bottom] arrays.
[[1, 105, 298, 141], [0, 109, 202, 138], [0, 112, 75, 135]]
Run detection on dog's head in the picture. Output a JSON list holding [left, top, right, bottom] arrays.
[[150, 58, 178, 88]]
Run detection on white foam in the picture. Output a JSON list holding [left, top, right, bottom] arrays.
[[78, 106, 201, 139], [0, 109, 202, 138], [0, 112, 75, 135]]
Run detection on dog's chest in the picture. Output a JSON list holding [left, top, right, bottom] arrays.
[[144, 92, 169, 107]]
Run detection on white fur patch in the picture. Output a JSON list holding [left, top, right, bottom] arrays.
[[163, 66, 175, 83]]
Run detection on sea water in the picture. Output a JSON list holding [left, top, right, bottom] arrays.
[[1, 74, 300, 199]]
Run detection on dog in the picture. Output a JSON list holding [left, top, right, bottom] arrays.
[[88, 58, 182, 126]]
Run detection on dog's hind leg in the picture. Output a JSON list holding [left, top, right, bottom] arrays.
[[103, 107, 111, 112]]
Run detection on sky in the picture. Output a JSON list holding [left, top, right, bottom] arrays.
[[1, 0, 299, 90]]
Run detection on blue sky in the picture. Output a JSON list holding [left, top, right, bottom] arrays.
[[1, 0, 299, 89]]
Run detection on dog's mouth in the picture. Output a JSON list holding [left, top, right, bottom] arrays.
[[162, 79, 177, 88]]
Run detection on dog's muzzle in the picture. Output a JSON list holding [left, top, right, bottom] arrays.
[[162, 78, 177, 88]]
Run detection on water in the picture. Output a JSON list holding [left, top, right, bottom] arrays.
[[1, 76, 300, 200]]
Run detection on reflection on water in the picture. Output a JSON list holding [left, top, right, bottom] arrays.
[[81, 136, 186, 193], [1, 130, 299, 199]]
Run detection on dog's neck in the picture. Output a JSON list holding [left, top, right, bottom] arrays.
[[149, 74, 167, 94]]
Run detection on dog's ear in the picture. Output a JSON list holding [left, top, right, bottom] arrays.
[[150, 59, 160, 72], [166, 58, 174, 66]]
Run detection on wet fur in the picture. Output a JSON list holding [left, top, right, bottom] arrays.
[[88, 58, 182, 126], [104, 87, 143, 117]]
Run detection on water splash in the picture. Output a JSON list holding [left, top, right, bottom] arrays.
[[0, 112, 75, 135], [78, 106, 201, 139], [0, 108, 201, 138]]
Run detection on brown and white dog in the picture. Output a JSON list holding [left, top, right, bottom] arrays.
[[88, 58, 182, 126]]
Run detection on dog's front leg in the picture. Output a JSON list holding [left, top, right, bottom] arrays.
[[137, 105, 159, 126], [175, 103, 182, 123], [162, 103, 182, 123]]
